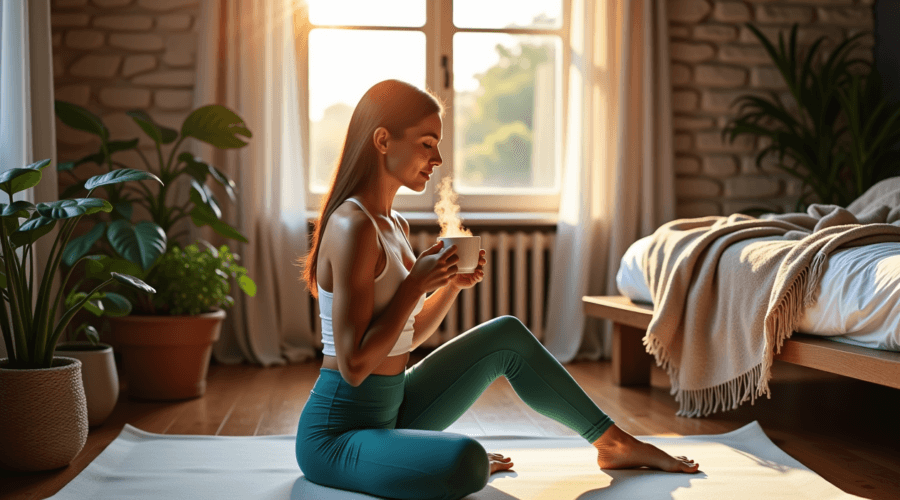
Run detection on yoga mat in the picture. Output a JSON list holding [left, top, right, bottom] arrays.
[[48, 421, 862, 499]]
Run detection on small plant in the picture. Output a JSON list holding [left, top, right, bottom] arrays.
[[124, 242, 256, 316], [0, 160, 157, 369], [61, 290, 132, 345], [722, 23, 900, 210]]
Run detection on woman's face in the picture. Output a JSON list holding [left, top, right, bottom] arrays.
[[382, 112, 443, 192]]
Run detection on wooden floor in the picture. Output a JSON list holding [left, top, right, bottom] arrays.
[[2, 353, 899, 500]]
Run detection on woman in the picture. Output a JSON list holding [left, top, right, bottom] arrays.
[[297, 79, 699, 500]]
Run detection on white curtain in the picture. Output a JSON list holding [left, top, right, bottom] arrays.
[[544, 0, 676, 362], [193, 0, 316, 366], [0, 0, 58, 359]]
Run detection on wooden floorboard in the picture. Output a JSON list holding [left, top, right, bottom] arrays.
[[1, 353, 898, 499]]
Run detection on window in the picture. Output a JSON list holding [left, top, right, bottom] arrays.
[[295, 0, 567, 214]]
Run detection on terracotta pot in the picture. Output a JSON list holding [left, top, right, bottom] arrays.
[[55, 342, 119, 427], [109, 309, 225, 401], [0, 357, 89, 471]]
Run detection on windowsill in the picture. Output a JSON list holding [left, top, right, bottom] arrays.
[[304, 211, 558, 227]]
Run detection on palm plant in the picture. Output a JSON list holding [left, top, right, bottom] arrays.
[[0, 160, 157, 369], [722, 23, 900, 210]]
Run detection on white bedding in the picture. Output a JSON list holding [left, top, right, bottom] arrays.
[[616, 235, 900, 351]]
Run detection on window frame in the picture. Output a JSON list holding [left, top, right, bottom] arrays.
[[295, 0, 570, 216]]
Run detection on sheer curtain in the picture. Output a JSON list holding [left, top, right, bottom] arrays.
[[543, 0, 676, 362], [0, 0, 57, 359], [193, 0, 316, 366]]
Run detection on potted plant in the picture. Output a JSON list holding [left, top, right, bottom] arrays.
[[109, 242, 256, 400], [0, 159, 157, 471], [53, 101, 252, 400], [55, 287, 132, 427], [722, 23, 900, 211]]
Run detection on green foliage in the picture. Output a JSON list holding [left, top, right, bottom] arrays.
[[459, 41, 552, 187], [54, 101, 254, 318], [54, 101, 252, 275], [722, 23, 900, 210], [0, 160, 156, 369], [130, 243, 256, 316]]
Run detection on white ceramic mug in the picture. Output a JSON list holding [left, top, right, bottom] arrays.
[[438, 235, 482, 274]]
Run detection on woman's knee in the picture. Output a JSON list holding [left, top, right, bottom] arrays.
[[438, 437, 489, 499], [481, 315, 540, 352]]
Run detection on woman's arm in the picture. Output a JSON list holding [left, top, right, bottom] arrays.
[[330, 211, 422, 387], [410, 284, 461, 350]]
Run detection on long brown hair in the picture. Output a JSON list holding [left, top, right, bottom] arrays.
[[300, 80, 443, 298]]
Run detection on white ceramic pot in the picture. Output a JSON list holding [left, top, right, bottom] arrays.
[[55, 342, 119, 427]]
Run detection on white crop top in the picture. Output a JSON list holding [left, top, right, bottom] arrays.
[[319, 198, 426, 357]]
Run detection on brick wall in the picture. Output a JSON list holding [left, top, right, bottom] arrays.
[[51, 0, 200, 186], [50, 0, 875, 217], [668, 0, 874, 217]]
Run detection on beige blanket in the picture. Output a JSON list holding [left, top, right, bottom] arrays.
[[640, 199, 900, 417]]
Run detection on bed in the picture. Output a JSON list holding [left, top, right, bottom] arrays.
[[584, 177, 900, 416]]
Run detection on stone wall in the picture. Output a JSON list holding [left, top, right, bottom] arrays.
[[50, 0, 876, 217], [51, 0, 200, 186], [668, 0, 874, 217]]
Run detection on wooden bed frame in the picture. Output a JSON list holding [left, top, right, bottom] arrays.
[[583, 295, 900, 389]]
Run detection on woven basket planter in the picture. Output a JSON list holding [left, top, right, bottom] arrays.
[[110, 309, 225, 401], [0, 357, 89, 472]]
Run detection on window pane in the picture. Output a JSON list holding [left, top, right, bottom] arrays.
[[308, 0, 425, 27], [453, 33, 561, 192], [453, 0, 561, 29], [308, 29, 426, 193]]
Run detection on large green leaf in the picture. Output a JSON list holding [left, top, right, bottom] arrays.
[[182, 155, 210, 183], [126, 109, 178, 145], [190, 179, 222, 219], [190, 205, 248, 243], [36, 198, 112, 219], [0, 201, 33, 234], [55, 100, 109, 140], [111, 272, 155, 294], [106, 220, 167, 271], [0, 168, 42, 196], [180, 153, 236, 202], [99, 292, 132, 317], [85, 168, 162, 191], [10, 216, 56, 248], [25, 159, 52, 172], [63, 222, 106, 267], [1, 201, 35, 219], [208, 165, 237, 202], [181, 105, 252, 149]]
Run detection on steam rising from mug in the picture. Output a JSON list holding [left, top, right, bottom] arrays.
[[435, 177, 472, 238]]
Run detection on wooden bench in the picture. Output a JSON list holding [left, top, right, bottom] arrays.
[[583, 295, 900, 389]]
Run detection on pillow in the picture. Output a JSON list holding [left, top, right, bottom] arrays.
[[846, 176, 900, 216]]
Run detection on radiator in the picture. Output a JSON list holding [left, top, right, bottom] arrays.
[[309, 229, 556, 348]]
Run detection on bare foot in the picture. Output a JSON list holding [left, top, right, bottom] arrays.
[[593, 425, 700, 473], [488, 452, 514, 474]]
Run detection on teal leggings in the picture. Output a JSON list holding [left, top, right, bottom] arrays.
[[296, 315, 614, 500]]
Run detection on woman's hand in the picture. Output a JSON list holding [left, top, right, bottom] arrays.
[[407, 240, 459, 294], [488, 452, 514, 474], [450, 249, 486, 290]]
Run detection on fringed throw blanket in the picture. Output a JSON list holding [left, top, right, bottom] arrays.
[[640, 204, 900, 417]]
